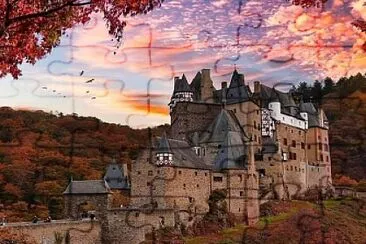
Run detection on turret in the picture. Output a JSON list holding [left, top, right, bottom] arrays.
[[156, 133, 174, 166], [169, 74, 193, 111]]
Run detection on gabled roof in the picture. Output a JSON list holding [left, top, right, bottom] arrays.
[[173, 75, 192, 93], [104, 163, 130, 190], [214, 131, 247, 169], [199, 110, 246, 143], [63, 180, 111, 195]]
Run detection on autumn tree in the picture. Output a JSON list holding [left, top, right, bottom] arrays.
[[0, 0, 164, 78]]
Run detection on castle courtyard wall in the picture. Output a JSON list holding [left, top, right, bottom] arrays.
[[3, 220, 101, 244]]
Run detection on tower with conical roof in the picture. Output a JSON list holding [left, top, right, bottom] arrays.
[[156, 132, 174, 166], [169, 74, 193, 111]]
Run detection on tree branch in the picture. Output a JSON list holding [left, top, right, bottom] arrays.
[[9, 0, 92, 24]]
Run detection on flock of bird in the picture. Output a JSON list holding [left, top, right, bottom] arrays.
[[40, 70, 96, 99]]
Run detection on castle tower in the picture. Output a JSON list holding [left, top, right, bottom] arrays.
[[156, 133, 174, 166], [200, 69, 216, 103], [169, 74, 193, 112], [245, 140, 259, 225]]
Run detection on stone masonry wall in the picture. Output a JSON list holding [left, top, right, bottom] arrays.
[[64, 194, 109, 220], [4, 220, 101, 244], [170, 102, 221, 140]]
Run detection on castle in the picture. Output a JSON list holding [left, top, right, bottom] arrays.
[[62, 69, 332, 243]]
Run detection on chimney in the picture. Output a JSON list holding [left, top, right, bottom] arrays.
[[221, 82, 227, 89], [200, 69, 215, 103], [254, 81, 261, 93], [201, 69, 210, 79]]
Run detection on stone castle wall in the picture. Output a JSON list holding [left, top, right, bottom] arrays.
[[4, 220, 101, 244], [170, 102, 221, 140]]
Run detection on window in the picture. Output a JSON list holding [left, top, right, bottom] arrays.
[[293, 153, 297, 160], [183, 184, 186, 190], [157, 170, 160, 174], [292, 140, 296, 147], [197, 184, 199, 188], [299, 131, 301, 135], [290, 166, 293, 171], [148, 170, 153, 176], [137, 171, 141, 175], [301, 142, 305, 149], [147, 182, 151, 186], [254, 135, 257, 142], [205, 173, 208, 176], [254, 121, 257, 129], [319, 143, 322, 150], [239, 208, 241, 212], [240, 191, 244, 196], [295, 166, 297, 171], [213, 176, 223, 182], [233, 108, 237, 113], [195, 171, 198, 176], [283, 138, 287, 145], [135, 212, 140, 217], [302, 168, 304, 173], [178, 170, 182, 175], [189, 197, 193, 203], [326, 156, 329, 162], [320, 154, 323, 161], [324, 144, 328, 151], [239, 175, 243, 182], [291, 129, 294, 133]]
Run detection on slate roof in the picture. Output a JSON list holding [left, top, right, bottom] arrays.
[[153, 137, 211, 169], [229, 70, 245, 88], [156, 132, 172, 153], [63, 180, 111, 195], [199, 110, 247, 143], [214, 131, 247, 169], [199, 110, 249, 169], [104, 163, 130, 190], [173, 74, 192, 93], [189, 72, 202, 101], [299, 102, 320, 127], [258, 84, 304, 120]]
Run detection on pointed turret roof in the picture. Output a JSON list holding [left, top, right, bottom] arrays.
[[229, 70, 245, 88], [104, 162, 130, 190], [199, 110, 246, 143], [173, 75, 192, 93], [190, 71, 202, 101], [156, 132, 172, 153]]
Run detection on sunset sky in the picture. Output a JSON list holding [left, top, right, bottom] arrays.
[[0, 0, 365, 128]]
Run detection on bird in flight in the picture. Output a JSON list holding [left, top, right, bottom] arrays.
[[85, 79, 94, 83]]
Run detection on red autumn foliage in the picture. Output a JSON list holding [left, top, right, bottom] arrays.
[[0, 0, 164, 78]]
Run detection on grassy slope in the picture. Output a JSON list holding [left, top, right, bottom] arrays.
[[185, 199, 366, 244]]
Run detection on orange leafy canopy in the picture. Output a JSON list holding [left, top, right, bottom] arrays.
[[0, 0, 163, 78]]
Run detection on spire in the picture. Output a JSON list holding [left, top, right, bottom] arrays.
[[173, 74, 192, 93], [229, 69, 245, 88]]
